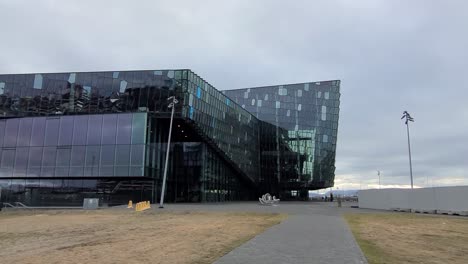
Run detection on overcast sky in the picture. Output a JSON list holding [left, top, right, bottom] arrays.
[[1, 0, 467, 190]]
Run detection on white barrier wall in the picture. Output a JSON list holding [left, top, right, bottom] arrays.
[[358, 186, 468, 212]]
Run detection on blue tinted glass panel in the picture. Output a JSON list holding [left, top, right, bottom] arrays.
[[1, 149, 15, 168], [71, 146, 86, 167], [73, 116, 88, 145], [85, 146, 100, 167], [44, 118, 60, 146], [101, 114, 117, 145], [30, 118, 45, 147], [100, 145, 115, 166], [28, 147, 43, 167], [87, 115, 102, 145], [56, 148, 71, 167], [0, 121, 6, 147], [4, 119, 19, 147], [58, 116, 74, 146], [18, 118, 33, 147], [42, 147, 56, 167], [116, 114, 131, 144], [14, 147, 29, 169]]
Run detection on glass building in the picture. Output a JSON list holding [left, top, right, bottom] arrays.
[[0, 70, 340, 206]]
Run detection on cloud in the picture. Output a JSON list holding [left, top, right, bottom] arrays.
[[0, 0, 467, 189]]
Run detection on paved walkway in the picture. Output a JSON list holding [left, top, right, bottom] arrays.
[[164, 202, 368, 264]]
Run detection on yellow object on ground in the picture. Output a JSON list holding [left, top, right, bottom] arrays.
[[127, 200, 133, 208], [135, 201, 151, 212]]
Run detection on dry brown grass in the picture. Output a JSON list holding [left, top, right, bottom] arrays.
[[344, 213, 468, 264], [0, 209, 285, 264]]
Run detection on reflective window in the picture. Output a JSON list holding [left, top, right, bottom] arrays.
[[116, 114, 131, 144], [321, 106, 327, 121], [85, 146, 100, 167], [58, 116, 74, 146], [4, 119, 20, 147], [0, 82, 4, 95], [0, 121, 5, 147], [323, 134, 329, 143], [120, 80, 127, 93], [131, 113, 146, 144], [304, 83, 309, 91], [33, 74, 43, 89], [130, 145, 144, 166], [278, 87, 287, 96], [1, 149, 15, 169], [87, 115, 102, 145], [115, 145, 130, 166], [72, 116, 88, 145], [325, 92, 329, 100], [100, 145, 115, 166], [28, 147, 43, 167], [297, 90, 302, 97], [102, 114, 117, 145], [18, 118, 33, 147], [30, 118, 45, 147], [14, 148, 29, 169], [42, 147, 56, 167], [56, 148, 71, 167], [45, 118, 60, 146], [71, 146, 86, 166]]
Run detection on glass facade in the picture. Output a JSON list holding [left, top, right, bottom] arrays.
[[0, 70, 340, 205], [224, 81, 340, 199]]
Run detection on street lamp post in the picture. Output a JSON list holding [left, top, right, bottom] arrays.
[[401, 111, 415, 189], [159, 96, 179, 208], [377, 170, 381, 189]]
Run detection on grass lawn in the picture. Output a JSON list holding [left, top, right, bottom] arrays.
[[344, 213, 468, 264], [0, 209, 285, 264]]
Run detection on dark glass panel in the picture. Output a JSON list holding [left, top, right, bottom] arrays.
[[44, 118, 60, 146], [115, 145, 130, 166], [0, 120, 6, 147], [87, 115, 102, 145], [18, 118, 33, 147], [101, 114, 117, 145], [31, 118, 46, 147], [1, 149, 15, 168], [55, 167, 69, 177], [14, 147, 29, 170], [69, 167, 84, 177], [28, 147, 43, 167], [114, 166, 129, 177], [58, 116, 74, 146], [130, 145, 144, 166], [116, 114, 132, 144], [131, 113, 146, 144], [100, 145, 115, 166], [42, 147, 56, 167], [85, 146, 100, 167], [70, 146, 86, 167], [56, 148, 71, 167], [99, 166, 113, 176], [4, 119, 20, 147], [72, 115, 88, 145]]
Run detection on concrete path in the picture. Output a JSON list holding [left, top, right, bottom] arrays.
[[165, 202, 368, 264]]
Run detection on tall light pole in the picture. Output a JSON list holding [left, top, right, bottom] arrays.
[[377, 170, 381, 189], [401, 111, 414, 189], [159, 96, 178, 208]]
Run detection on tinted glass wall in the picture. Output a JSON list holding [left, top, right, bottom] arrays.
[[0, 112, 147, 178], [224, 81, 340, 198]]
